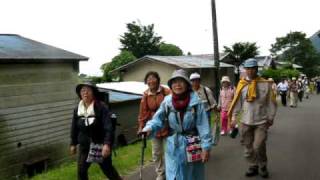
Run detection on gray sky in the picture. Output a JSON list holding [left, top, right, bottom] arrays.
[[1, 0, 319, 76]]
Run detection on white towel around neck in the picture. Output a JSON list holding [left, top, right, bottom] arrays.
[[77, 100, 95, 126]]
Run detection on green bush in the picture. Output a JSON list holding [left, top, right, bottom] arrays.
[[261, 68, 300, 82]]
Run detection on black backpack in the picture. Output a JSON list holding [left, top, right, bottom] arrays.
[[109, 112, 120, 146]]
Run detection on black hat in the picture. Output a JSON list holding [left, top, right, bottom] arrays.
[[75, 82, 100, 99]]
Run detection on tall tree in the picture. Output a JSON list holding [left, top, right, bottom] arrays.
[[120, 21, 162, 58], [101, 50, 136, 82], [223, 42, 259, 83], [158, 43, 183, 56], [270, 31, 320, 77]]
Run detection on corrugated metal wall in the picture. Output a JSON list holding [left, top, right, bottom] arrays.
[[0, 63, 78, 179]]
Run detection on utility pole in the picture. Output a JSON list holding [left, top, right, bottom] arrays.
[[211, 0, 220, 100]]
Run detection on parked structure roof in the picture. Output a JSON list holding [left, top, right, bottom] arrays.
[[97, 81, 170, 103], [111, 53, 234, 73], [276, 61, 303, 69], [97, 81, 149, 95], [0, 34, 88, 62], [97, 81, 150, 103], [106, 90, 142, 103]]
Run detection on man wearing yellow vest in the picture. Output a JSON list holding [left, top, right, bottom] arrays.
[[228, 58, 277, 178]]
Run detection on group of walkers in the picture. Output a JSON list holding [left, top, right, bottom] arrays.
[[72, 58, 320, 179], [137, 58, 277, 180], [276, 75, 320, 108]]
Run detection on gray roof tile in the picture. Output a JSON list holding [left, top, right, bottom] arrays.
[[0, 34, 88, 62]]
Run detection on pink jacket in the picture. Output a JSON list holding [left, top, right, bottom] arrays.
[[218, 87, 235, 112]]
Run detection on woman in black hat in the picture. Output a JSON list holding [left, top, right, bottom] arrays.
[[70, 82, 122, 180]]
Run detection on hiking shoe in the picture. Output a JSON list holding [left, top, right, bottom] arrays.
[[245, 166, 259, 177], [259, 166, 269, 178]]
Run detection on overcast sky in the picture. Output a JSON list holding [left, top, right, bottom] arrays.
[[1, 0, 319, 76]]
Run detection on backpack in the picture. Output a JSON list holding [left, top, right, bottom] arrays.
[[109, 112, 120, 146]]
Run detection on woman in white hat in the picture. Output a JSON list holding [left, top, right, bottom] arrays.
[[142, 69, 213, 180], [217, 76, 234, 135]]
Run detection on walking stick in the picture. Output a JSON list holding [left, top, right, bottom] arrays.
[[213, 112, 221, 145], [139, 133, 147, 180]]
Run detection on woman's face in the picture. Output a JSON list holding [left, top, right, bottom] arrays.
[[146, 75, 159, 90], [80, 86, 94, 104], [222, 81, 230, 88], [171, 78, 188, 95]]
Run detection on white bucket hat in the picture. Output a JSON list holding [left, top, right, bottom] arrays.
[[221, 76, 230, 83], [189, 72, 201, 80]]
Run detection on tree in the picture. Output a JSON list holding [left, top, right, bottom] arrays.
[[270, 31, 320, 77], [101, 50, 136, 82], [120, 21, 162, 58], [261, 68, 300, 82], [223, 42, 259, 83], [158, 43, 183, 56]]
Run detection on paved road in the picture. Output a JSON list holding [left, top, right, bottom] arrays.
[[127, 94, 320, 180]]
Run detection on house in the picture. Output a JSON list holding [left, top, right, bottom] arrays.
[[0, 34, 88, 178], [310, 30, 320, 53], [111, 54, 235, 90], [275, 61, 303, 69]]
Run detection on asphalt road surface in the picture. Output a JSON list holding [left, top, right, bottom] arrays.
[[127, 94, 320, 180]]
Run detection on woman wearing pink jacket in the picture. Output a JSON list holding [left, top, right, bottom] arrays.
[[218, 76, 235, 135]]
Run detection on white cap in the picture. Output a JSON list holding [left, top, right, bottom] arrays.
[[221, 76, 230, 83], [190, 72, 201, 80]]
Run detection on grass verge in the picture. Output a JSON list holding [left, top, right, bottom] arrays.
[[28, 140, 152, 180]]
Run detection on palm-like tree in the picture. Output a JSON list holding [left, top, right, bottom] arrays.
[[223, 42, 259, 83]]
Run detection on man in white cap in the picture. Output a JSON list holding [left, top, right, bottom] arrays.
[[228, 58, 277, 178], [190, 72, 217, 122]]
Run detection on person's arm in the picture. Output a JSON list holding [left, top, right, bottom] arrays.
[[70, 108, 78, 146], [231, 91, 243, 126], [100, 103, 113, 146], [217, 91, 222, 111], [196, 103, 213, 150], [70, 108, 78, 155], [100, 103, 114, 157], [277, 83, 281, 91], [266, 83, 277, 127], [142, 97, 168, 137], [205, 87, 217, 110], [138, 95, 149, 132], [195, 103, 213, 162]]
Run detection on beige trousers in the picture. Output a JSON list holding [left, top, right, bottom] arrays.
[[240, 123, 268, 167], [290, 91, 298, 107], [152, 137, 166, 180]]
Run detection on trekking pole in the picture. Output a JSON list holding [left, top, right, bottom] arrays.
[[139, 133, 147, 180]]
